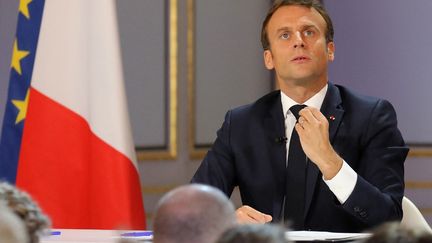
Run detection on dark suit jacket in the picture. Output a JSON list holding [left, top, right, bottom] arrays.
[[191, 83, 408, 232]]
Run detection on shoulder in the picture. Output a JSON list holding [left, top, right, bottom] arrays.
[[332, 84, 399, 134], [228, 90, 280, 118], [335, 84, 379, 105], [334, 84, 395, 113]]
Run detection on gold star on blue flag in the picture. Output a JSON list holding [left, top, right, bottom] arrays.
[[19, 0, 33, 19], [0, 0, 45, 183], [11, 39, 30, 75]]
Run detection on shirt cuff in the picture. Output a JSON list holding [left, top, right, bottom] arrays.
[[323, 160, 357, 204]]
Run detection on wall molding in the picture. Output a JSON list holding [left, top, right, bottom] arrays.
[[408, 146, 432, 157], [137, 0, 178, 161], [406, 181, 432, 189], [187, 0, 208, 159]]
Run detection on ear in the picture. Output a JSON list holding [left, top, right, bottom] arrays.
[[264, 50, 274, 70], [327, 42, 335, 61]]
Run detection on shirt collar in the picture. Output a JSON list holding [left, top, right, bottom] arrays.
[[281, 84, 328, 118]]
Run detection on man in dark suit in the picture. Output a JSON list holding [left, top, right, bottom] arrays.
[[192, 0, 408, 232]]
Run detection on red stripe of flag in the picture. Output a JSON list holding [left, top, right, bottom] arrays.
[[17, 88, 145, 229]]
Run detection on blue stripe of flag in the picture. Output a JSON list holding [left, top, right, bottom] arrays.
[[0, 0, 45, 183]]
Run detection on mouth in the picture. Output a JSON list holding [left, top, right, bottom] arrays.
[[291, 56, 310, 62]]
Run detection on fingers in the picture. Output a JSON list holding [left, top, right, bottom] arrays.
[[310, 107, 328, 122], [236, 205, 273, 224], [299, 107, 319, 124], [297, 116, 306, 128], [294, 106, 338, 176], [298, 107, 328, 128]]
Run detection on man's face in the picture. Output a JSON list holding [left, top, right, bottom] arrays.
[[263, 5, 334, 86]]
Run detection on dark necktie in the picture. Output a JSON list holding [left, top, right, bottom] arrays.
[[284, 104, 307, 229]]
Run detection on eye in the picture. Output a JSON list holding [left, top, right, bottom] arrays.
[[280, 32, 290, 40], [303, 29, 315, 37]]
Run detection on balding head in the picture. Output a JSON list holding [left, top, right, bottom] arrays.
[[153, 184, 236, 243]]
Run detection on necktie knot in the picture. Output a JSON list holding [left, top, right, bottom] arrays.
[[289, 104, 307, 120]]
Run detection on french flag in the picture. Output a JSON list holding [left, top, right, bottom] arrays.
[[0, 0, 146, 229]]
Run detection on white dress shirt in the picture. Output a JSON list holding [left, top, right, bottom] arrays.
[[280, 84, 357, 204]]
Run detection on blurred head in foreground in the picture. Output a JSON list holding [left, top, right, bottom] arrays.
[[0, 205, 29, 243], [363, 221, 432, 243], [153, 184, 236, 243], [216, 224, 290, 243], [0, 182, 50, 243]]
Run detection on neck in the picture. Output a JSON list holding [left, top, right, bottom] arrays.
[[278, 79, 327, 104]]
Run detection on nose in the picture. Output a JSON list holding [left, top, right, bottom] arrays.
[[293, 32, 305, 48], [294, 43, 305, 48]]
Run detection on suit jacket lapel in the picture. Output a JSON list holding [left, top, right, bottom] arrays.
[[304, 83, 345, 219], [321, 83, 344, 143], [263, 91, 286, 219]]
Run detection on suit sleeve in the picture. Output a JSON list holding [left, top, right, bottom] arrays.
[[342, 99, 408, 226], [191, 110, 237, 197]]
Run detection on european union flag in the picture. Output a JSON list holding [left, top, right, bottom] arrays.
[[0, 0, 45, 183]]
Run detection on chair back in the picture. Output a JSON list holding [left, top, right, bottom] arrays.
[[401, 196, 432, 233]]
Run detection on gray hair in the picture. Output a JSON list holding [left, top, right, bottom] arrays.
[[0, 205, 29, 243], [0, 182, 50, 243]]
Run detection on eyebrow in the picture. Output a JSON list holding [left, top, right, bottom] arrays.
[[275, 26, 292, 34], [302, 24, 319, 30], [276, 24, 319, 34]]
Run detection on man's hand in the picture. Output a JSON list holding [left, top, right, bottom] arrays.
[[236, 205, 272, 224], [296, 107, 343, 180]]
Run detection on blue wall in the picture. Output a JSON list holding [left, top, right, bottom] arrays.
[[325, 0, 432, 145], [324, 0, 432, 224]]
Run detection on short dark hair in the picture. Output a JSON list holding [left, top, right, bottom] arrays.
[[364, 222, 432, 243], [261, 0, 334, 50]]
